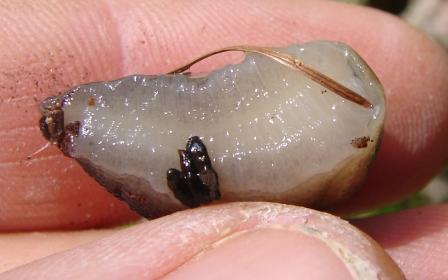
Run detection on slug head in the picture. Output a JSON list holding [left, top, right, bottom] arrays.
[[39, 95, 80, 155], [39, 96, 64, 143]]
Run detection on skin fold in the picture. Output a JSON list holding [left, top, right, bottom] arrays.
[[0, 0, 447, 279]]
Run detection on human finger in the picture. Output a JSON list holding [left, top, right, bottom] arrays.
[[1, 202, 404, 279], [1, 0, 447, 231], [354, 204, 448, 280], [0, 228, 116, 273]]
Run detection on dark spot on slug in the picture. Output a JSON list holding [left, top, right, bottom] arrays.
[[60, 121, 80, 156], [351, 136, 372, 148], [167, 136, 220, 208], [87, 97, 96, 106], [65, 121, 80, 137]]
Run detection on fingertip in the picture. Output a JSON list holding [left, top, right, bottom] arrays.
[[3, 203, 404, 279], [165, 227, 353, 280], [354, 204, 448, 280], [0, 0, 130, 231]]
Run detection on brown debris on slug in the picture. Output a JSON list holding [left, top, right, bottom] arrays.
[[351, 136, 373, 149]]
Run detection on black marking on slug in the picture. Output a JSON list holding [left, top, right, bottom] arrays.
[[167, 136, 220, 207]]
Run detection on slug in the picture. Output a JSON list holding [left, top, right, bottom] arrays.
[[39, 41, 385, 218]]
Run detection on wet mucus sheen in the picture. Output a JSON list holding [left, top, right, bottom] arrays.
[[39, 41, 385, 218]]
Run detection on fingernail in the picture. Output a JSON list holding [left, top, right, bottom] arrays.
[[164, 227, 353, 279]]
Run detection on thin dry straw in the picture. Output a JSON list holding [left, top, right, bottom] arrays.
[[168, 46, 373, 109]]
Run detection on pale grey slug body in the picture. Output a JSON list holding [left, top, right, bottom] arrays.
[[40, 41, 385, 218]]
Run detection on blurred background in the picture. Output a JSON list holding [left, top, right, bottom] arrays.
[[337, 0, 448, 48], [337, 0, 448, 217]]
